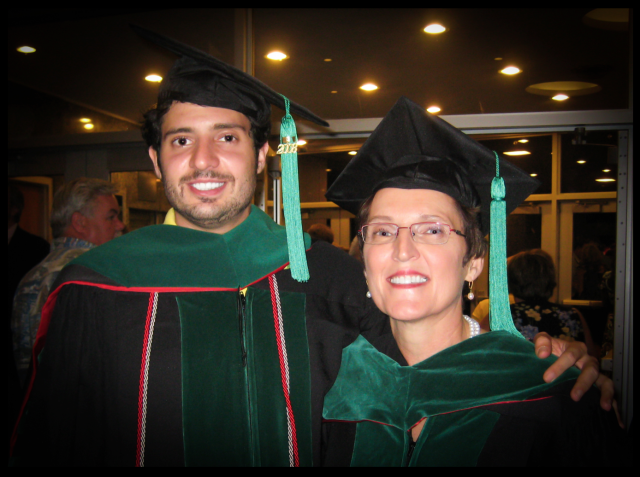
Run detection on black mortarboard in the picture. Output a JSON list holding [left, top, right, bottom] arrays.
[[132, 25, 329, 282], [132, 25, 328, 128], [325, 96, 539, 235]]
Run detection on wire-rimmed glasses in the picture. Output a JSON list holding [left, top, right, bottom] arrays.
[[359, 222, 466, 245]]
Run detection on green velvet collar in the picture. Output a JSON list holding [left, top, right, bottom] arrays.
[[71, 205, 310, 289], [323, 331, 580, 431]]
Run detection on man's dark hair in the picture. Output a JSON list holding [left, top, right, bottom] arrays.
[[141, 91, 271, 168], [507, 249, 557, 300]]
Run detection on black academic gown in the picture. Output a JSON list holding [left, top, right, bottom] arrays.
[[322, 332, 628, 466], [12, 206, 387, 466]]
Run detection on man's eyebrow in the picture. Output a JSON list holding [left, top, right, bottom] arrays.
[[163, 127, 193, 141], [212, 123, 247, 132]]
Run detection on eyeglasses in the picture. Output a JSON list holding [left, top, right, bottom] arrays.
[[359, 222, 466, 245]]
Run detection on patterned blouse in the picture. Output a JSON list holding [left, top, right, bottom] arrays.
[[511, 299, 585, 343]]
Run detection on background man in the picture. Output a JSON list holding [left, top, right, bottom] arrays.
[[12, 27, 609, 466], [12, 178, 124, 385]]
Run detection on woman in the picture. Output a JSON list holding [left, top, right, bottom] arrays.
[[322, 97, 625, 466], [509, 249, 598, 356]]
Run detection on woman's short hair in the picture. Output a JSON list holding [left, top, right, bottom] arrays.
[[50, 178, 119, 239], [356, 191, 488, 266], [507, 249, 557, 299]]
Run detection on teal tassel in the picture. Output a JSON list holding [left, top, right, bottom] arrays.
[[489, 151, 524, 338], [279, 95, 310, 282]]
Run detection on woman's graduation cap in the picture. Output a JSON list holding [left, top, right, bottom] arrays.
[[326, 96, 540, 335], [132, 25, 329, 282]]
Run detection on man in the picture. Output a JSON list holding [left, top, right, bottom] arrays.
[[12, 27, 610, 466], [12, 178, 124, 385]]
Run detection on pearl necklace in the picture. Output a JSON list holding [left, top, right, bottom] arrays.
[[464, 315, 480, 338]]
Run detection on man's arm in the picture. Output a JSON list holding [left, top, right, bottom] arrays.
[[533, 332, 615, 414]]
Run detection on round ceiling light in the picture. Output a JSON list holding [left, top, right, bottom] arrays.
[[266, 51, 288, 61], [500, 66, 521, 75], [426, 106, 441, 114], [360, 83, 378, 91], [552, 94, 569, 101], [145, 75, 163, 82], [17, 46, 36, 54], [526, 81, 601, 97], [424, 24, 446, 34]]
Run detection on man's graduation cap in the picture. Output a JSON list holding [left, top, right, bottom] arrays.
[[132, 25, 329, 282], [326, 96, 540, 335]]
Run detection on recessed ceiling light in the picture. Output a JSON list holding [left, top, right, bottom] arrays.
[[266, 51, 288, 61], [145, 75, 163, 82], [596, 178, 616, 182], [552, 94, 569, 101], [603, 169, 611, 172], [324, 58, 332, 62], [500, 66, 521, 75], [331, 91, 338, 94], [530, 173, 538, 177], [297, 139, 307, 146], [518, 139, 529, 143], [84, 123, 94, 130], [494, 57, 503, 61], [348, 151, 358, 155], [326, 169, 332, 172], [360, 83, 378, 91], [17, 46, 36, 54], [424, 24, 446, 34], [79, 118, 92, 123], [577, 160, 587, 164], [504, 150, 531, 156], [426, 106, 441, 114]]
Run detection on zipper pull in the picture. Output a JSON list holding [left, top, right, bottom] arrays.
[[237, 289, 248, 367]]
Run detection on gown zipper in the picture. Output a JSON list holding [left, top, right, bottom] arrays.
[[405, 431, 416, 466]]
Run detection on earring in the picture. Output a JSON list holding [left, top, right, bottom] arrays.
[[366, 290, 372, 298], [467, 281, 474, 301]]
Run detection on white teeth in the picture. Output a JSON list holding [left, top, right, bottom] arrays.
[[192, 182, 224, 191], [390, 275, 428, 284]]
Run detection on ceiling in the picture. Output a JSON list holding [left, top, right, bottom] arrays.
[[8, 8, 632, 147]]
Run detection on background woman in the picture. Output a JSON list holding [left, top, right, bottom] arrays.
[[509, 249, 598, 356]]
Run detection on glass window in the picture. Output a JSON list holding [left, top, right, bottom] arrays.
[[560, 130, 618, 193], [476, 135, 552, 194]]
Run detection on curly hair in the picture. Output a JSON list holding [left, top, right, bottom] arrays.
[[357, 191, 487, 266]]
